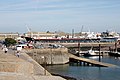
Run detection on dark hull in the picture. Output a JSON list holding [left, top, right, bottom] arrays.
[[108, 52, 120, 57], [25, 37, 34, 42], [83, 53, 100, 57], [83, 53, 94, 57]]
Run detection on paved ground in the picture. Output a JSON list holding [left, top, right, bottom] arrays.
[[0, 48, 66, 80]]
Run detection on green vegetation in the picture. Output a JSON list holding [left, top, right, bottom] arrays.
[[4, 38, 16, 47]]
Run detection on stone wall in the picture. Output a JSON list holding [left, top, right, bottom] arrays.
[[24, 48, 69, 65], [0, 53, 33, 75], [0, 50, 66, 80]]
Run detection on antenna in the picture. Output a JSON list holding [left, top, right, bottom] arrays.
[[72, 29, 74, 38]]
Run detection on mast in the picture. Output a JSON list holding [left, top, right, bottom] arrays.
[[72, 29, 74, 38], [26, 25, 32, 38]]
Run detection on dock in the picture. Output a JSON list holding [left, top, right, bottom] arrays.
[[69, 54, 118, 67]]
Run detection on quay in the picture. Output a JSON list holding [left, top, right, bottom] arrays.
[[41, 42, 116, 48], [0, 49, 66, 80], [23, 48, 118, 68], [0, 46, 118, 80], [69, 54, 118, 67]]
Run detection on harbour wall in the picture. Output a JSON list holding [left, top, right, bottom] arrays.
[[40, 42, 115, 48], [0, 50, 66, 80], [61, 42, 116, 48], [23, 47, 118, 67], [24, 48, 69, 65]]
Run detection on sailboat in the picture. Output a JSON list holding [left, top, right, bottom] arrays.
[[83, 48, 97, 57]]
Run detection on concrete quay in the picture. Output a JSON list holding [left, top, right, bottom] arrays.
[[24, 48, 118, 67], [0, 50, 66, 80], [24, 48, 69, 65], [1, 47, 118, 80], [42, 42, 115, 48]]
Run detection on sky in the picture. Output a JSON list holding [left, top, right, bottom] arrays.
[[0, 0, 120, 33]]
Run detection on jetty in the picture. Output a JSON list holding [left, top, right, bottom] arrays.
[[69, 54, 118, 67]]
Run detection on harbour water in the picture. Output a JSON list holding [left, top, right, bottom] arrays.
[[46, 56, 120, 80]]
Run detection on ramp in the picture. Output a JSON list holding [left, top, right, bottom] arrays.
[[69, 54, 118, 67]]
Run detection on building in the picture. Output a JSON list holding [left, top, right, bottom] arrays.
[[24, 32, 59, 39], [0, 32, 19, 40]]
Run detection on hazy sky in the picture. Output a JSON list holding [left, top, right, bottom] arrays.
[[0, 0, 120, 33]]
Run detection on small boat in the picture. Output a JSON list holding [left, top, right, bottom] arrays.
[[108, 51, 120, 57], [83, 49, 97, 57]]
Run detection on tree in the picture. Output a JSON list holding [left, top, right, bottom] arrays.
[[4, 38, 17, 47]]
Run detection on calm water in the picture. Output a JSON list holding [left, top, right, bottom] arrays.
[[46, 56, 120, 80]]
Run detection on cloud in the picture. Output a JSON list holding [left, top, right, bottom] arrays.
[[0, 0, 120, 13]]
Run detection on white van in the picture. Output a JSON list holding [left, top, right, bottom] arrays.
[[16, 44, 34, 51]]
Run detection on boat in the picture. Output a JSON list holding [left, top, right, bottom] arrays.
[[108, 51, 120, 57], [83, 49, 97, 57]]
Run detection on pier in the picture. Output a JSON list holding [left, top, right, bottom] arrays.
[[69, 54, 118, 67]]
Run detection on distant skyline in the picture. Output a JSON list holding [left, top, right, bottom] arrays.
[[0, 0, 120, 33]]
